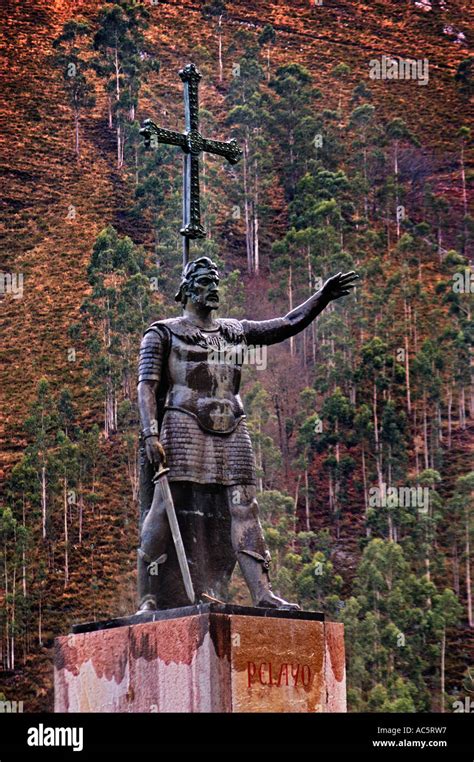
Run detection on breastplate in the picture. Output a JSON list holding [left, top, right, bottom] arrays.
[[165, 328, 246, 434]]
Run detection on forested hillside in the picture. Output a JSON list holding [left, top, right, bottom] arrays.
[[0, 0, 472, 712]]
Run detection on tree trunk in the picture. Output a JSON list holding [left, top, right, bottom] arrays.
[[253, 160, 259, 274], [293, 473, 301, 546], [423, 391, 429, 469], [394, 141, 400, 240], [460, 141, 468, 252], [11, 563, 16, 670], [413, 406, 420, 475], [466, 505, 473, 627], [117, 124, 121, 168], [74, 109, 80, 156], [363, 145, 368, 218], [115, 42, 120, 100], [469, 376, 474, 421], [437, 402, 443, 445], [41, 464, 47, 539], [218, 15, 223, 83], [373, 383, 383, 490], [38, 590, 43, 646], [306, 246, 316, 363], [304, 464, 310, 531], [440, 626, 446, 712], [404, 301, 411, 414], [115, 43, 122, 168], [362, 447, 370, 537], [78, 486, 84, 545], [328, 473, 335, 528], [288, 127, 294, 193], [288, 263, 294, 356], [256, 440, 263, 493], [105, 382, 117, 436], [459, 387, 466, 429], [452, 540, 460, 596], [22, 500, 27, 598], [3, 539, 9, 669], [273, 393, 288, 480], [243, 136, 252, 272], [386, 197, 391, 252], [447, 385, 453, 449], [63, 477, 69, 588], [335, 419, 340, 536]]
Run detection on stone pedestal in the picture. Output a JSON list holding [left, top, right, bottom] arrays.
[[54, 604, 346, 713]]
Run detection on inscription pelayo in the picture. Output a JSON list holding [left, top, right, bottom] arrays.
[[247, 661, 312, 688]]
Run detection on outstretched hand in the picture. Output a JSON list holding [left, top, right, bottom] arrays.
[[321, 271, 359, 302]]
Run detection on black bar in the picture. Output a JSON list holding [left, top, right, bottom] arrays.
[[0, 712, 472, 757]]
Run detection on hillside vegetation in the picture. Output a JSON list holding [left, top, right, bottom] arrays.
[[0, 0, 472, 712]]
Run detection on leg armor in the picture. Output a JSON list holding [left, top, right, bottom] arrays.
[[226, 484, 299, 610]]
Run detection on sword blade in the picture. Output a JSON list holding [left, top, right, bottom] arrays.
[[153, 472, 195, 604]]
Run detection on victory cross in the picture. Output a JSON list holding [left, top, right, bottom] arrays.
[[140, 63, 242, 266], [136, 63, 358, 613]]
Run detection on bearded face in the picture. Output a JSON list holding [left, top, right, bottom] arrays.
[[187, 268, 220, 310]]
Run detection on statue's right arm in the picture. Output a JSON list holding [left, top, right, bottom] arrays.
[[137, 326, 168, 469]]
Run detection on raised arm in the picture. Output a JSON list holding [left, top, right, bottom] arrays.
[[242, 271, 358, 346]]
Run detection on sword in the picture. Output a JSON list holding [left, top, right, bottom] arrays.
[[152, 463, 195, 604]]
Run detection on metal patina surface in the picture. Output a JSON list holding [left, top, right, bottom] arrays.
[[136, 63, 358, 615]]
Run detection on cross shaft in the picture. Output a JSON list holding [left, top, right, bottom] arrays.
[[140, 63, 242, 266]]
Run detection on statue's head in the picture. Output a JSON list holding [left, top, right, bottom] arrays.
[[175, 256, 220, 310]]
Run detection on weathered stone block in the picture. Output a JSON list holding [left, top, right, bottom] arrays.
[[54, 604, 345, 713]]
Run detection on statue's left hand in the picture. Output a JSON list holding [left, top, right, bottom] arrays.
[[321, 271, 358, 302]]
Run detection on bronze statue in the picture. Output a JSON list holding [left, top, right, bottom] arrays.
[[137, 258, 358, 611], [137, 63, 357, 612]]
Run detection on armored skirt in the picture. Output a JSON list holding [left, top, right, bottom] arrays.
[[160, 409, 256, 486]]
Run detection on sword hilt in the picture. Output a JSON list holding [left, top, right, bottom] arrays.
[[153, 464, 170, 483]]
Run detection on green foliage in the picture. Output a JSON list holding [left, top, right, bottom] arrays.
[[454, 58, 473, 98], [259, 491, 342, 612], [5, 7, 471, 710], [74, 225, 155, 434], [342, 539, 461, 712], [268, 64, 322, 199], [52, 20, 96, 154]]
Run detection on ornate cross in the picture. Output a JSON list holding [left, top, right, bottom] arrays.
[[140, 63, 242, 267]]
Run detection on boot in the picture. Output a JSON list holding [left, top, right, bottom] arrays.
[[237, 550, 300, 610], [136, 549, 167, 613]]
